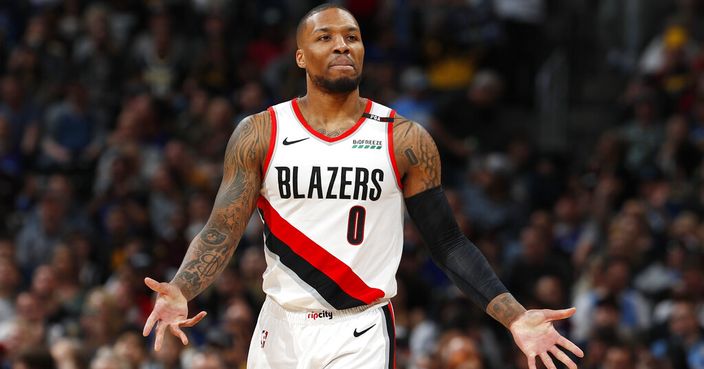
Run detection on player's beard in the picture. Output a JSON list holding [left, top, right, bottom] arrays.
[[311, 74, 361, 93]]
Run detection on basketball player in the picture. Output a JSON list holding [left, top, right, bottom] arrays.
[[142, 4, 584, 369]]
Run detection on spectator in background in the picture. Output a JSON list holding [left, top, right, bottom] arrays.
[[190, 12, 236, 95], [143, 334, 184, 369], [619, 89, 664, 173], [113, 330, 149, 369], [639, 23, 698, 77], [79, 289, 122, 357], [232, 81, 268, 125], [435, 330, 484, 369], [38, 80, 106, 172], [15, 192, 71, 275], [199, 97, 236, 163], [553, 193, 595, 257], [185, 192, 212, 241], [690, 95, 704, 150], [0, 257, 20, 323], [572, 257, 651, 344], [504, 224, 571, 303], [461, 153, 522, 238], [635, 241, 689, 301], [190, 350, 226, 369], [50, 338, 86, 369], [262, 33, 304, 101], [220, 297, 255, 359], [128, 10, 189, 101], [49, 244, 83, 317], [5, 44, 41, 100], [432, 71, 504, 186], [600, 344, 637, 369], [162, 139, 215, 193], [0, 292, 47, 364], [0, 74, 39, 164], [391, 67, 433, 128], [147, 165, 184, 243], [0, 113, 23, 180], [493, 0, 547, 105], [72, 3, 123, 115], [651, 299, 704, 369], [652, 258, 704, 329], [88, 348, 129, 369], [12, 346, 56, 369], [18, 12, 69, 104]]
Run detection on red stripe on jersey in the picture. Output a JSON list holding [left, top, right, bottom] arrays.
[[292, 98, 373, 143], [387, 110, 403, 190], [257, 196, 384, 305], [262, 107, 278, 176]]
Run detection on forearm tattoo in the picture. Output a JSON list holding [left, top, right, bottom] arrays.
[[487, 293, 526, 328], [171, 112, 269, 300]]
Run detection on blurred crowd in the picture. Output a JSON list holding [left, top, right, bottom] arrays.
[[0, 0, 704, 369]]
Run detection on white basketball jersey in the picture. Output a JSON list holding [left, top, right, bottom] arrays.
[[257, 98, 404, 311]]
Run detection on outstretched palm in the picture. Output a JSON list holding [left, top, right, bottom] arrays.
[[510, 308, 584, 369], [142, 277, 207, 351]]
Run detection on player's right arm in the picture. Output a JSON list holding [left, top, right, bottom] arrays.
[[142, 111, 271, 351]]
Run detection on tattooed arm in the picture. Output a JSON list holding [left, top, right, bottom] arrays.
[[171, 111, 270, 299], [393, 117, 583, 369], [143, 111, 270, 351]]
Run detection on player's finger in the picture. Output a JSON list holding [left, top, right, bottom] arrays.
[[543, 307, 576, 321], [169, 324, 189, 346], [154, 320, 168, 351], [558, 336, 584, 357], [527, 355, 537, 369], [179, 311, 207, 327], [550, 347, 577, 369], [145, 277, 168, 294], [143, 311, 158, 337], [539, 352, 557, 369]]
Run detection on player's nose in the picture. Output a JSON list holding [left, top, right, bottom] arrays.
[[332, 34, 350, 54]]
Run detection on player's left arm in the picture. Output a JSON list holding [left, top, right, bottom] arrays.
[[392, 116, 584, 369]]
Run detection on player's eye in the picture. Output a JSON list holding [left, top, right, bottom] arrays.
[[346, 35, 359, 42], [318, 35, 331, 41]]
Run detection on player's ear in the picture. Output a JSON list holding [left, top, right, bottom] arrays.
[[295, 49, 306, 69]]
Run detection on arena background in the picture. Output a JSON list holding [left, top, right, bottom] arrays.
[[0, 0, 703, 368]]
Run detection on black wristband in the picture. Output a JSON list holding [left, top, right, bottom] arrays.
[[405, 186, 508, 309]]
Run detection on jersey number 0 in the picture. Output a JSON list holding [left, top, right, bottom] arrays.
[[347, 206, 366, 245]]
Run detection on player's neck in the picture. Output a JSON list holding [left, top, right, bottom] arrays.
[[297, 89, 365, 130]]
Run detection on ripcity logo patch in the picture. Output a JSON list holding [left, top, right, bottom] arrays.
[[307, 310, 334, 320], [352, 139, 382, 150]]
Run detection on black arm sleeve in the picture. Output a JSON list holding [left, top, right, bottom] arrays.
[[405, 186, 508, 309]]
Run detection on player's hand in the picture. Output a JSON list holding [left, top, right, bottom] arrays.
[[509, 307, 584, 369], [142, 277, 207, 351]]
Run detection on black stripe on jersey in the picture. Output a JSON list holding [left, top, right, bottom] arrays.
[[382, 304, 396, 369], [261, 223, 367, 310], [362, 112, 395, 122]]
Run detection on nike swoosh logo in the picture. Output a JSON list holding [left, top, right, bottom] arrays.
[[353, 324, 376, 337], [282, 137, 310, 145]]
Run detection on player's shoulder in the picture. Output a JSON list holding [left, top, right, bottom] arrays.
[[391, 113, 433, 146], [227, 109, 274, 162], [237, 109, 272, 130]]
